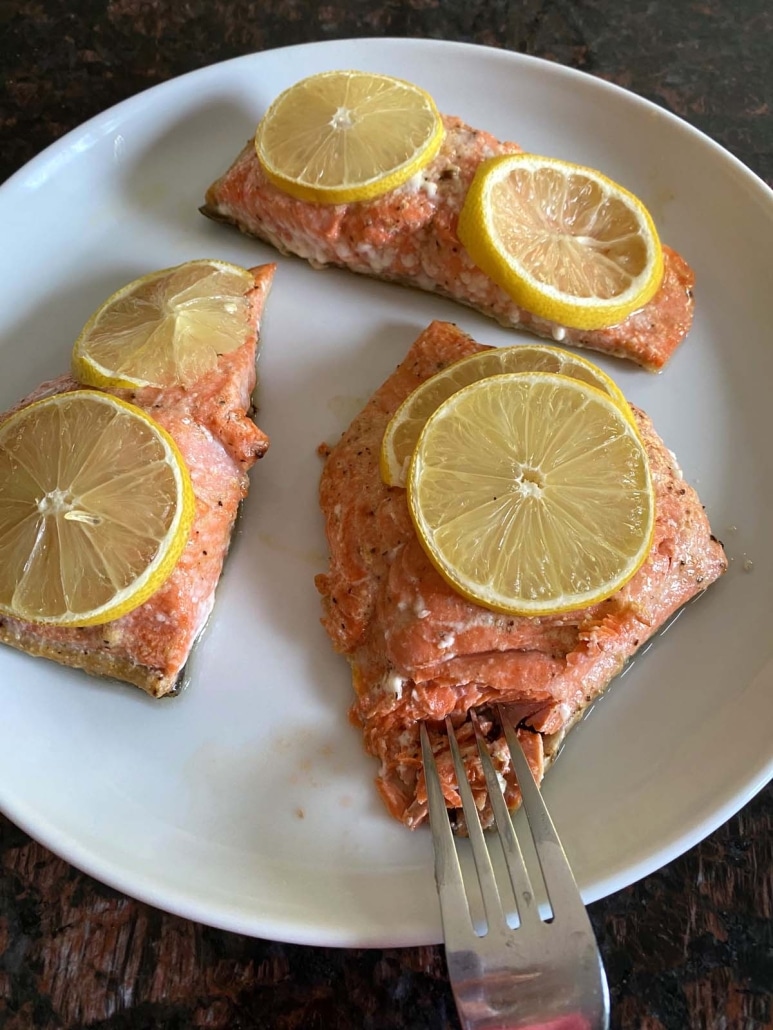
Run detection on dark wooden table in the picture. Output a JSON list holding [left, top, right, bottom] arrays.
[[1, 2, 772, 1028]]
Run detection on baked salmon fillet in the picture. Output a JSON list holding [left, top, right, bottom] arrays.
[[202, 116, 695, 371], [315, 321, 727, 829], [0, 264, 275, 698]]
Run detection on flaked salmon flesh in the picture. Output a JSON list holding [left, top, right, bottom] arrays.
[[0, 264, 275, 697], [203, 116, 695, 371], [315, 321, 727, 829]]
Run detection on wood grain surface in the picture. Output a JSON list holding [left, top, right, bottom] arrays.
[[1, 1, 772, 1027], [1, 786, 770, 1029]]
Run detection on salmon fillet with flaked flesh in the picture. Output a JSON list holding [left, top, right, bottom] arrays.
[[0, 264, 276, 698], [202, 116, 695, 371], [315, 321, 727, 830]]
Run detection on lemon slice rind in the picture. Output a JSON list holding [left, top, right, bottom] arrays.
[[71, 259, 256, 391], [458, 153, 664, 331], [407, 372, 654, 616], [380, 343, 635, 487]]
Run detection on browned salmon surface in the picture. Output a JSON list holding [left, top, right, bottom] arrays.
[[0, 264, 275, 697], [315, 321, 727, 829], [203, 116, 695, 371]]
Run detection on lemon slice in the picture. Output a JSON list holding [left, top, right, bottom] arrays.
[[71, 259, 256, 391], [407, 372, 654, 616], [457, 154, 664, 330], [0, 390, 195, 626], [254, 70, 445, 205], [381, 343, 632, 487]]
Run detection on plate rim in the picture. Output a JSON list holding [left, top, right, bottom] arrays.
[[5, 37, 771, 200], [1, 36, 772, 947]]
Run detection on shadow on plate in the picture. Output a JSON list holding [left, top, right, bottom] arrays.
[[117, 96, 259, 237]]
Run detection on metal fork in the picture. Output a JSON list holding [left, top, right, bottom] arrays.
[[420, 709, 610, 1030]]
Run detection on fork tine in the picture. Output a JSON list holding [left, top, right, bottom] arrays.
[[470, 710, 541, 928], [444, 717, 508, 933], [499, 707, 589, 922], [419, 723, 473, 931]]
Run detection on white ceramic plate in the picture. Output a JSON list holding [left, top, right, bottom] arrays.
[[1, 38, 772, 948]]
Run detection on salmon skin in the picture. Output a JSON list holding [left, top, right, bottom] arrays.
[[315, 321, 727, 830], [202, 116, 695, 371], [0, 264, 276, 698]]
